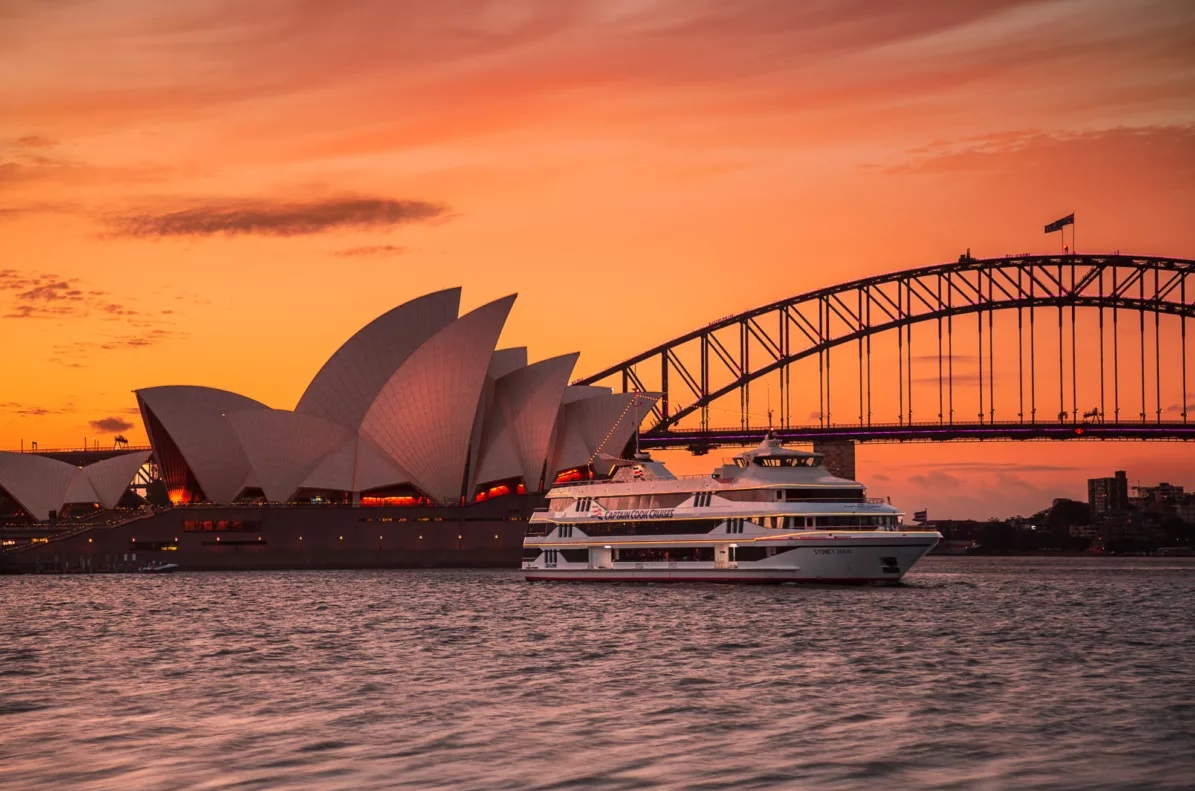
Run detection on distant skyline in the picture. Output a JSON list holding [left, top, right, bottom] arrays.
[[3, 0, 1193, 518]]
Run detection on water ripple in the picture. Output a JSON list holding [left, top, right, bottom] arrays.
[[1, 557, 1193, 790]]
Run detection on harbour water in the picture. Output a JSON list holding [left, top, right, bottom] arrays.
[[2, 557, 1193, 790]]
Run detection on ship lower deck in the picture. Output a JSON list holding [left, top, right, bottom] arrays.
[[522, 531, 940, 583]]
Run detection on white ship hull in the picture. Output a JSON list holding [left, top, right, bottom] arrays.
[[524, 533, 939, 584]]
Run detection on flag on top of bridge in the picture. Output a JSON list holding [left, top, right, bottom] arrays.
[[1044, 213, 1075, 233], [913, 509, 928, 523]]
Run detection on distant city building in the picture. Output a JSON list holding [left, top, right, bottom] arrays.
[[1088, 470, 1129, 516], [1133, 482, 1184, 508], [922, 519, 987, 540], [1177, 497, 1195, 525], [1098, 511, 1165, 544]]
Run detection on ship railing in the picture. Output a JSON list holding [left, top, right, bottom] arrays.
[[553, 472, 719, 488]]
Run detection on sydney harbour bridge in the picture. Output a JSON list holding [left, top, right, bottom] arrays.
[[576, 253, 1194, 462]]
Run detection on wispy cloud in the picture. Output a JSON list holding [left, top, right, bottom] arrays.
[[912, 373, 984, 385], [88, 416, 134, 433], [0, 153, 168, 189], [0, 270, 143, 320], [333, 244, 408, 257], [0, 269, 86, 318], [0, 401, 75, 417], [883, 126, 1195, 177], [14, 134, 59, 149], [1, 268, 181, 357], [913, 354, 978, 363], [50, 329, 181, 366], [107, 197, 449, 238], [907, 461, 1077, 474], [908, 469, 963, 490]]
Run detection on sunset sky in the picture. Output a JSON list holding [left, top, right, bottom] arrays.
[[2, 0, 1193, 518]]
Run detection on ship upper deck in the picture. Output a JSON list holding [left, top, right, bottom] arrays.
[[547, 435, 865, 500]]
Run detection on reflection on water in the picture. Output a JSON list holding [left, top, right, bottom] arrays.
[[1, 557, 1193, 790]]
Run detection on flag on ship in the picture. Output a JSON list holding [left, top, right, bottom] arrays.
[[1044, 213, 1074, 233], [632, 465, 645, 480], [913, 509, 928, 523]]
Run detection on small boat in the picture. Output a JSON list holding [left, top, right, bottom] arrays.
[[137, 561, 179, 573], [523, 434, 940, 584]]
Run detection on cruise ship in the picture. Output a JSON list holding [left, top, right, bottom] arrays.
[[522, 436, 940, 583]]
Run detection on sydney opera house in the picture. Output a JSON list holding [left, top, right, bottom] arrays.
[[1, 288, 653, 570]]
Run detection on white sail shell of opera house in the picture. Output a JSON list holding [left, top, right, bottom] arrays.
[[82, 451, 153, 509], [550, 391, 651, 475], [0, 453, 78, 522], [297, 433, 411, 496], [295, 288, 461, 431], [225, 410, 353, 504], [359, 295, 515, 503], [131, 288, 659, 507], [135, 386, 269, 504], [0, 450, 151, 522], [472, 353, 579, 492]]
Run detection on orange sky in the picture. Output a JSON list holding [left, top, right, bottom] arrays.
[[2, 0, 1193, 518]]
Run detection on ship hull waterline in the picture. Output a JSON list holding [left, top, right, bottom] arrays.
[[524, 537, 939, 584]]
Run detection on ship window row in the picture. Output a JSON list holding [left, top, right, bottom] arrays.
[[809, 515, 897, 528], [531, 515, 897, 537], [574, 519, 720, 537], [717, 489, 866, 502], [754, 515, 898, 528], [595, 494, 689, 510], [754, 457, 818, 467], [614, 547, 715, 562], [527, 546, 793, 562], [784, 489, 864, 501]]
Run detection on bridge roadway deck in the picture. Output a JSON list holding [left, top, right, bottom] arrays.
[[640, 421, 1195, 451]]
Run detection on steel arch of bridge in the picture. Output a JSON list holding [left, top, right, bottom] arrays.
[[575, 253, 1194, 444]]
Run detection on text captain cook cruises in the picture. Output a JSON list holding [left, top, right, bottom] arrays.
[[523, 434, 940, 583]]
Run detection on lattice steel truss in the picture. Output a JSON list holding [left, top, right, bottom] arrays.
[[576, 254, 1194, 444]]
